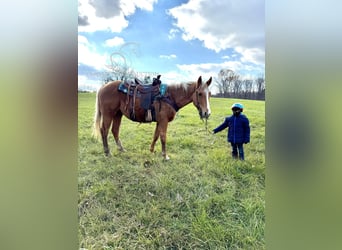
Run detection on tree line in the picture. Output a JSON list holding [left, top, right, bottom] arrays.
[[214, 69, 265, 100]]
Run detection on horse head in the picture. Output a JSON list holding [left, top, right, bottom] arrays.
[[193, 76, 212, 119]]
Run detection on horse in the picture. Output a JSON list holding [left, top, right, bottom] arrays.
[[93, 76, 212, 160]]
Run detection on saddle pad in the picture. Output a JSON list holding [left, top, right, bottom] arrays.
[[160, 83, 167, 96], [118, 82, 168, 97], [118, 82, 128, 93]]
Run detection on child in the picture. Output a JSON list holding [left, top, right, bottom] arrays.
[[212, 103, 250, 160]]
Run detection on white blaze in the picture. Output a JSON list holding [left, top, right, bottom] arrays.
[[205, 88, 211, 115]]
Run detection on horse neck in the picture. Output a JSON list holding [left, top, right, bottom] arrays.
[[168, 82, 196, 109]]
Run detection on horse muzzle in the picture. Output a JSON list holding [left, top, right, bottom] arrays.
[[199, 110, 210, 119]]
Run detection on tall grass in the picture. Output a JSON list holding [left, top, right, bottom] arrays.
[[78, 93, 265, 249]]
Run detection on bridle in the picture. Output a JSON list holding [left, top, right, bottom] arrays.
[[195, 90, 202, 116], [194, 90, 209, 131]]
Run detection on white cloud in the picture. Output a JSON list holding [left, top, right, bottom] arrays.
[[161, 69, 217, 93], [131, 0, 156, 12], [235, 46, 264, 65], [104, 37, 125, 47], [159, 54, 177, 59], [177, 61, 240, 78], [168, 0, 264, 65], [164, 59, 263, 94], [160, 71, 190, 84], [78, 35, 107, 70], [168, 28, 180, 40], [78, 75, 103, 92], [158, 57, 262, 85], [175, 59, 263, 83], [78, 0, 127, 32], [120, 0, 157, 16], [78, 0, 157, 33], [78, 35, 89, 45]]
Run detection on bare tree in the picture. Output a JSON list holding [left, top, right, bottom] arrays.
[[216, 69, 239, 97], [233, 78, 243, 96], [256, 76, 265, 100], [214, 69, 265, 100], [242, 79, 253, 98]]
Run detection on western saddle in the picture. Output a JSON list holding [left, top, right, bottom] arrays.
[[118, 75, 165, 122]]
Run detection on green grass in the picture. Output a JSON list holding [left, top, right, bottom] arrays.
[[78, 93, 265, 249]]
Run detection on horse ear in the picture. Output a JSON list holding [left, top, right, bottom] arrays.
[[206, 76, 212, 86], [197, 76, 202, 88]]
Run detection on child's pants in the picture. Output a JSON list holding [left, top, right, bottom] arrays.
[[230, 142, 244, 160]]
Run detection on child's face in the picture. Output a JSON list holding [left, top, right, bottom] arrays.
[[232, 108, 241, 116]]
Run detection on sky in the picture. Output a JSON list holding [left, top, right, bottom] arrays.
[[78, 0, 265, 92]]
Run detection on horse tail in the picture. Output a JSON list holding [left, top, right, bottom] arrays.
[[92, 89, 102, 139]]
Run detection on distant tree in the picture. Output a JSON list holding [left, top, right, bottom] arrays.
[[233, 78, 243, 96], [214, 69, 265, 100], [242, 79, 253, 99], [216, 69, 239, 97], [256, 76, 265, 100]]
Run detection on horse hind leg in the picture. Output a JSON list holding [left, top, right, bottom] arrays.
[[112, 112, 125, 152], [150, 121, 170, 160], [100, 114, 112, 156], [150, 123, 160, 153]]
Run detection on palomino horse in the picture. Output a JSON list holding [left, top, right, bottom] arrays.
[[93, 76, 212, 160]]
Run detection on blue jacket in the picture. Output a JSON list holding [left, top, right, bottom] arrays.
[[213, 114, 250, 144]]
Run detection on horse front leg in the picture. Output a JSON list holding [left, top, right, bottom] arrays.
[[150, 123, 160, 153], [112, 112, 125, 152], [159, 122, 169, 160]]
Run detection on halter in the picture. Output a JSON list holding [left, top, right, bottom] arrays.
[[195, 90, 202, 113], [195, 89, 209, 132]]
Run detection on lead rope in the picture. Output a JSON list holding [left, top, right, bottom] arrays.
[[205, 118, 208, 133]]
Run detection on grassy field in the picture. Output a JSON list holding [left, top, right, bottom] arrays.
[[78, 92, 265, 249]]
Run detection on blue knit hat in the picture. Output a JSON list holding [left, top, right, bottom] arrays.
[[231, 103, 243, 110]]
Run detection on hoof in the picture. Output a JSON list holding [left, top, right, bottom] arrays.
[[163, 155, 170, 161]]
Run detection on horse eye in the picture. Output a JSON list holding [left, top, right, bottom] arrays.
[[198, 93, 202, 96]]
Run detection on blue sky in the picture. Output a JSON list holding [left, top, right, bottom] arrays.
[[78, 0, 264, 92]]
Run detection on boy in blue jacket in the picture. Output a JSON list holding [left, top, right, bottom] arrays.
[[212, 103, 250, 160]]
